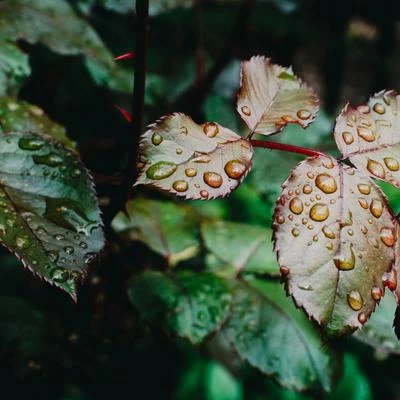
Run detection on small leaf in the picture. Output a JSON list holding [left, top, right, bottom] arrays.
[[355, 292, 400, 355], [0, 133, 104, 299], [273, 156, 397, 335], [222, 279, 339, 392], [135, 113, 253, 200], [0, 98, 75, 148], [334, 90, 400, 188], [127, 270, 232, 344], [201, 220, 279, 276], [112, 198, 199, 267], [0, 39, 30, 96], [236, 56, 319, 136]]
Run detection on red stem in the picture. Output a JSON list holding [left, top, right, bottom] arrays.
[[250, 140, 326, 158]]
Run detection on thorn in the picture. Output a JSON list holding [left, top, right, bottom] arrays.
[[114, 105, 133, 123], [114, 51, 135, 61]]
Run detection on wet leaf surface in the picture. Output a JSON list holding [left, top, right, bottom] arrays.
[[273, 156, 397, 335]]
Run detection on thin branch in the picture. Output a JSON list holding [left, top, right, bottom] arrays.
[[250, 140, 326, 158]]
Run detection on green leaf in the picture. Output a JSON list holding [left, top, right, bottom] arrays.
[[135, 114, 254, 200], [355, 292, 400, 356], [222, 278, 339, 392], [0, 39, 30, 96], [0, 132, 104, 299], [112, 198, 199, 267], [273, 156, 396, 335], [201, 220, 279, 276], [0, 97, 75, 148], [128, 270, 232, 344], [100, 0, 133, 14]]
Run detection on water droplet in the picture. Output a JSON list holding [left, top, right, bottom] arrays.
[[373, 103, 386, 114], [361, 226, 368, 234], [342, 131, 354, 144], [383, 269, 397, 291], [203, 122, 219, 138], [289, 197, 304, 215], [176, 148, 183, 155], [79, 241, 88, 249], [380, 227, 395, 247], [357, 126, 375, 142], [307, 224, 314, 230], [302, 218, 308, 225], [370, 199, 383, 218], [358, 198, 369, 209], [315, 173, 337, 194], [54, 234, 65, 241], [84, 253, 96, 264], [185, 168, 197, 177], [348, 229, 354, 236], [368, 218, 373, 224], [309, 203, 329, 222], [172, 180, 188, 192], [29, 105, 43, 116], [241, 106, 251, 116], [367, 159, 385, 179], [64, 246, 74, 255], [357, 184, 371, 195], [280, 266, 289, 276], [203, 172, 223, 188], [384, 157, 399, 171], [224, 160, 247, 180], [146, 161, 177, 180], [297, 109, 311, 120], [315, 194, 321, 200], [291, 228, 300, 237], [18, 137, 44, 151], [200, 190, 209, 199], [151, 132, 163, 145], [334, 245, 355, 270], [15, 235, 30, 249], [282, 115, 296, 122], [358, 313, 367, 324], [276, 215, 285, 224], [71, 168, 82, 178], [307, 172, 314, 179], [326, 242, 333, 250], [303, 184, 312, 194], [33, 153, 64, 167], [193, 154, 212, 163], [313, 235, 318, 242], [371, 286, 382, 301], [347, 290, 363, 311]]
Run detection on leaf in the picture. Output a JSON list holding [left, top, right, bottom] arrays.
[[135, 114, 254, 200], [133, 0, 192, 16], [127, 270, 232, 344], [236, 56, 319, 136], [0, 39, 30, 96], [100, 0, 133, 13], [222, 279, 339, 392], [111, 198, 199, 267], [0, 98, 75, 148], [333, 90, 400, 188], [354, 292, 400, 356], [0, 132, 104, 299], [201, 220, 279, 276], [273, 156, 397, 335]]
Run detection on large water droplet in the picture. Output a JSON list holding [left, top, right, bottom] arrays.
[[322, 225, 335, 239], [146, 161, 177, 180], [224, 160, 247, 180], [358, 198, 369, 209], [367, 159, 385, 179], [297, 109, 311, 120], [342, 131, 354, 145], [203, 122, 219, 138], [309, 203, 329, 222], [203, 172, 223, 188], [33, 153, 64, 167], [303, 184, 312, 194], [371, 286, 382, 301], [289, 197, 304, 215], [384, 157, 399, 171], [18, 137, 45, 151], [347, 290, 363, 311], [334, 245, 355, 270], [193, 154, 212, 163], [357, 183, 371, 195], [172, 180, 188, 192], [241, 106, 251, 116], [185, 168, 197, 177], [315, 173, 337, 194], [380, 227, 395, 246], [291, 228, 300, 237], [370, 199, 383, 218], [357, 126, 375, 142], [276, 215, 285, 224], [151, 132, 163, 146], [373, 103, 386, 114]]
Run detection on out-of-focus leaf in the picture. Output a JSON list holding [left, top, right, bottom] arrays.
[[135, 114, 253, 200], [273, 156, 396, 335], [0, 133, 104, 299], [334, 91, 400, 189], [133, 0, 192, 16], [112, 198, 199, 267], [128, 270, 232, 344], [0, 39, 30, 97], [355, 292, 400, 356], [236, 56, 319, 136], [222, 278, 339, 392], [100, 0, 133, 13], [175, 359, 243, 400], [201, 220, 278, 276], [0, 98, 75, 148]]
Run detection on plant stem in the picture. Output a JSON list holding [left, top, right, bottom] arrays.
[[250, 140, 326, 158]]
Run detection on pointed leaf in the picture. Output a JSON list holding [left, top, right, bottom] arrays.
[[222, 279, 339, 392], [0, 98, 75, 148], [127, 270, 232, 344], [236, 56, 319, 136], [273, 156, 397, 335], [0, 132, 104, 299], [135, 114, 253, 199], [201, 220, 279, 276], [333, 90, 400, 188], [112, 198, 199, 267]]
